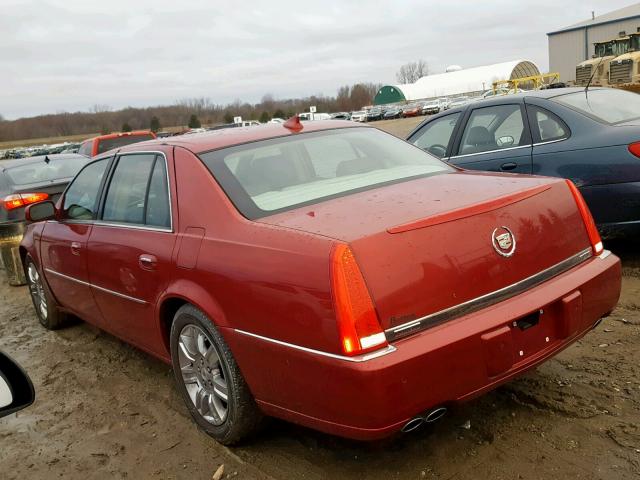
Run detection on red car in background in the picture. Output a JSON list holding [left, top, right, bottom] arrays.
[[402, 104, 422, 117], [78, 130, 156, 157], [20, 119, 620, 444]]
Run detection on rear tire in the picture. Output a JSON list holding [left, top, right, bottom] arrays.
[[170, 304, 263, 445], [24, 255, 68, 330]]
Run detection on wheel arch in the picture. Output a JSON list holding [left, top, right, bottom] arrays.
[[157, 279, 229, 358]]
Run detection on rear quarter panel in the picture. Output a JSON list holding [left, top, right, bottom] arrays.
[[162, 147, 340, 356]]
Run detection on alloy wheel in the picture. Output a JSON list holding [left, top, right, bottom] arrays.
[[177, 324, 229, 425], [27, 263, 47, 320]]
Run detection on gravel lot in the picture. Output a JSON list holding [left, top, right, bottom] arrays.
[[0, 118, 638, 479]]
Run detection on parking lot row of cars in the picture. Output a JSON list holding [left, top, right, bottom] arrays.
[[0, 142, 82, 160]]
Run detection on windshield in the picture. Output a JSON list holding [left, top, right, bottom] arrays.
[[552, 89, 640, 124], [97, 133, 154, 154], [199, 127, 452, 219], [613, 39, 630, 56], [5, 156, 89, 185]]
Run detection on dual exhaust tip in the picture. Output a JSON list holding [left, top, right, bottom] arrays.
[[400, 407, 448, 433]]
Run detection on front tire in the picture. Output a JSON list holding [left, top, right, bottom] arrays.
[[25, 255, 68, 330], [170, 304, 262, 445]]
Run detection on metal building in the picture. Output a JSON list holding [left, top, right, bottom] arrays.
[[548, 3, 640, 83], [374, 60, 540, 105]]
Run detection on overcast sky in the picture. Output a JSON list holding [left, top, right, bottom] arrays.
[[1, 0, 635, 119]]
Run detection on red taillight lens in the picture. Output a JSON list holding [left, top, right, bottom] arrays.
[[565, 180, 603, 255], [330, 244, 388, 356], [628, 142, 640, 158], [2, 192, 49, 211]]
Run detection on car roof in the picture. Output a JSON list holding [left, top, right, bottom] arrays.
[[0, 153, 87, 171], [116, 120, 365, 155]]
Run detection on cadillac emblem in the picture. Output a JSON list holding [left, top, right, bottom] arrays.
[[491, 226, 516, 257]]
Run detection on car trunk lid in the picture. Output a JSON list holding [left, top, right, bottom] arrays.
[[259, 171, 592, 336]]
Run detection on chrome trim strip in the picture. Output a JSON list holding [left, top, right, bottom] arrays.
[[450, 144, 531, 160], [44, 268, 148, 305], [532, 138, 567, 147], [45, 268, 90, 287], [234, 329, 396, 363], [385, 247, 593, 341], [93, 221, 172, 233]]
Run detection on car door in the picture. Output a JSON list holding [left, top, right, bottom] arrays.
[[524, 98, 640, 227], [40, 158, 111, 326], [408, 111, 463, 159], [86, 151, 176, 356], [448, 103, 533, 174]]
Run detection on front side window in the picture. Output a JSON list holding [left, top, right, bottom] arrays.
[[101, 154, 170, 228], [410, 113, 460, 158], [200, 127, 453, 219], [458, 104, 528, 155], [528, 106, 569, 143], [62, 159, 109, 220]]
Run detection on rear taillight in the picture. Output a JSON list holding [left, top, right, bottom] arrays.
[[628, 142, 640, 158], [2, 193, 49, 211], [330, 244, 388, 356], [565, 180, 603, 255]]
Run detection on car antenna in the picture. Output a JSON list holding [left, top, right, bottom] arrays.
[[585, 55, 606, 96], [44, 155, 50, 164]]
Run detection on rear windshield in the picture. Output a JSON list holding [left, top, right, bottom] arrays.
[[199, 127, 452, 219], [552, 89, 640, 124], [5, 156, 89, 186], [97, 133, 154, 154]]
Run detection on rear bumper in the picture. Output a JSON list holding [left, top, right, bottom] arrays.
[[224, 251, 621, 440]]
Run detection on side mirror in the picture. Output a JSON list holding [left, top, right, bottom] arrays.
[[25, 200, 56, 222], [497, 135, 515, 147], [0, 351, 35, 419]]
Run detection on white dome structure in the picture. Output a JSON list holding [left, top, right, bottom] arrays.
[[374, 60, 540, 105], [445, 64, 463, 72]]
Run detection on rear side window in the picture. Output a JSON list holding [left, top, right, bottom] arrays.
[[102, 154, 171, 228], [145, 159, 171, 228], [410, 113, 460, 158], [63, 159, 109, 220], [97, 133, 154, 155], [199, 127, 452, 219], [528, 106, 569, 143]]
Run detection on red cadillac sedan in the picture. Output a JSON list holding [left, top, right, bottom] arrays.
[[20, 118, 621, 444]]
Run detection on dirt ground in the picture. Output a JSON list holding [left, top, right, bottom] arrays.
[[0, 117, 639, 479]]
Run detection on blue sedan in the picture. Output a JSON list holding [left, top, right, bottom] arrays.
[[406, 87, 640, 238]]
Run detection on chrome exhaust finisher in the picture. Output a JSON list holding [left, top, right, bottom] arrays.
[[401, 407, 448, 433], [424, 407, 448, 423], [401, 417, 425, 433]]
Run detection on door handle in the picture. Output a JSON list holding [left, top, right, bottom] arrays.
[[139, 254, 158, 271], [70, 242, 81, 256], [500, 162, 518, 171]]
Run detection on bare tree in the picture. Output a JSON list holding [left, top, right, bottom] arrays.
[[396, 60, 429, 84], [89, 104, 112, 113]]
